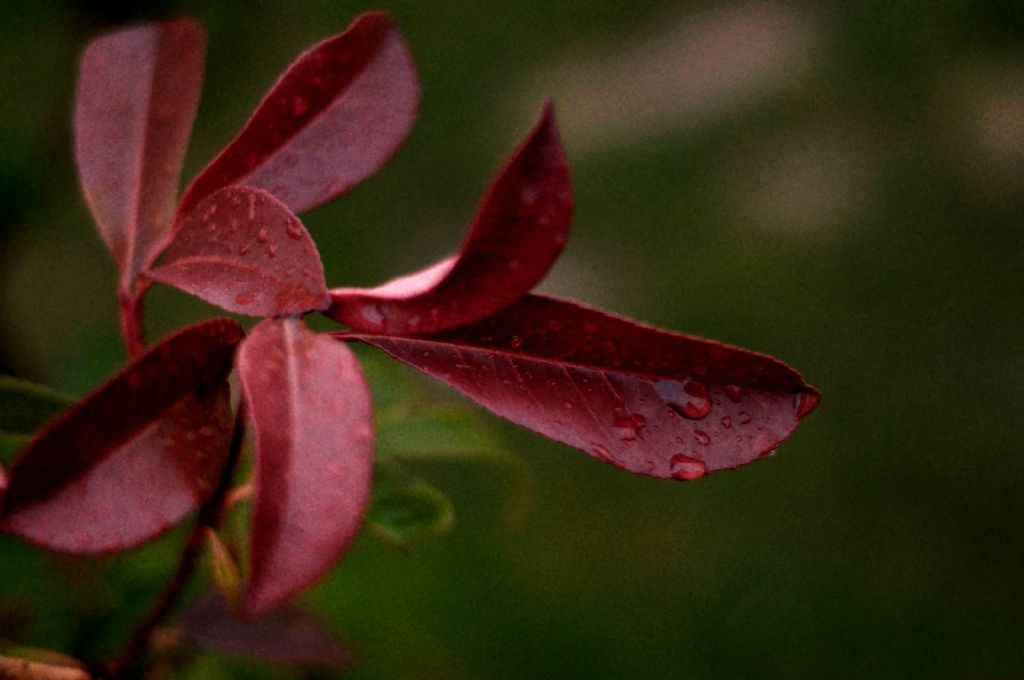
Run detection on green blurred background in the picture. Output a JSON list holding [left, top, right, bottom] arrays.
[[2, 1, 1023, 677]]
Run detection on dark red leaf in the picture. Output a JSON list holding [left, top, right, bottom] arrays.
[[179, 12, 418, 217], [179, 594, 352, 667], [327, 103, 572, 335], [148, 186, 329, 316], [74, 19, 205, 290], [0, 319, 243, 553], [237, 318, 374, 616], [342, 295, 819, 480]]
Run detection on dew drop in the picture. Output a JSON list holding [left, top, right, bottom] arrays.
[[291, 95, 309, 117], [267, 243, 278, 257], [286, 219, 305, 240], [239, 243, 251, 255], [721, 415, 732, 429], [657, 378, 712, 419], [234, 292, 256, 305], [256, 227, 269, 243], [725, 385, 743, 403], [613, 413, 647, 430], [738, 411, 752, 425], [509, 335, 524, 349], [613, 412, 647, 440], [669, 454, 706, 480], [694, 430, 711, 446], [590, 443, 617, 466], [794, 391, 820, 418]]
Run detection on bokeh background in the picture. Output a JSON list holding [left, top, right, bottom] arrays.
[[2, 1, 1023, 678]]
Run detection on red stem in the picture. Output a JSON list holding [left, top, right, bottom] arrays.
[[117, 287, 146, 358], [104, 402, 248, 678]]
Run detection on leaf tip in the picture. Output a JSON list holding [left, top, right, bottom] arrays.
[[795, 387, 821, 419]]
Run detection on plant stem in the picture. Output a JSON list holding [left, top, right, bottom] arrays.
[[104, 402, 248, 678], [117, 288, 145, 358]]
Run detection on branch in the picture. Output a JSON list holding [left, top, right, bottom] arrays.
[[117, 288, 145, 358], [104, 401, 248, 678]]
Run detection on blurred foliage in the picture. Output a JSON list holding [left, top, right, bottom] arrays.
[[2, 0, 1024, 678]]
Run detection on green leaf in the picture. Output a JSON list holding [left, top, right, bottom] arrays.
[[376, 402, 511, 464], [367, 461, 454, 547], [0, 433, 30, 466], [206, 528, 242, 607], [0, 376, 75, 437]]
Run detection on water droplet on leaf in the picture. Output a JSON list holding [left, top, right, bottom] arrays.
[[794, 391, 820, 418], [657, 378, 712, 419], [669, 454, 706, 480], [285, 219, 305, 240]]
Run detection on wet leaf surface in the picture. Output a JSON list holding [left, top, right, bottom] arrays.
[[74, 19, 205, 289], [343, 295, 819, 480], [179, 12, 418, 216], [149, 186, 329, 316], [0, 319, 242, 553], [328, 103, 571, 335], [237, 318, 373, 615]]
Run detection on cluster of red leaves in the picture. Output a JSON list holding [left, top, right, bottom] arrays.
[[0, 12, 818, 617]]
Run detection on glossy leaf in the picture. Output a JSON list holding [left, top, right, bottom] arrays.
[[74, 19, 205, 289], [237, 318, 374, 616], [342, 295, 819, 480], [0, 319, 242, 553], [179, 11, 418, 217], [327, 104, 572, 335], [179, 594, 351, 667], [0, 376, 75, 437], [368, 460, 454, 547], [148, 186, 329, 316]]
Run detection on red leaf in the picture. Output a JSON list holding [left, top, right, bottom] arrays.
[[74, 19, 205, 290], [179, 12, 418, 217], [237, 318, 374, 616], [148, 186, 329, 316], [343, 295, 819, 480], [180, 594, 352, 667], [327, 103, 572, 335], [0, 319, 243, 553]]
